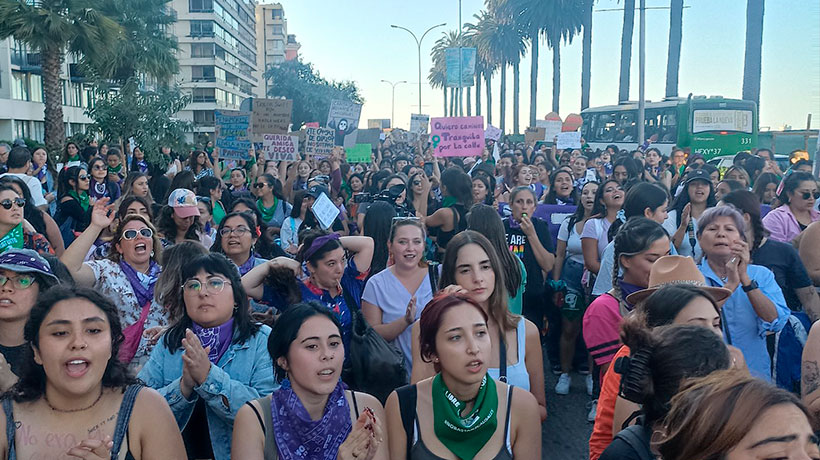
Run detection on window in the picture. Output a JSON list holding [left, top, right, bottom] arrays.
[[591, 113, 617, 142], [29, 74, 42, 102], [192, 66, 216, 81], [191, 43, 215, 57], [189, 0, 213, 12], [615, 112, 637, 142], [194, 110, 215, 126], [31, 121, 44, 142], [11, 71, 28, 101], [272, 25, 283, 35], [192, 88, 215, 102], [271, 9, 283, 19], [272, 40, 284, 50], [190, 20, 214, 37], [13, 120, 28, 140]]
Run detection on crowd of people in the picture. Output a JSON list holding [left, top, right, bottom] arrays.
[[0, 134, 817, 459]]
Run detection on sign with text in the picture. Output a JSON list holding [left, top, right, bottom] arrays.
[[305, 127, 335, 159], [345, 144, 373, 163], [445, 47, 477, 87], [311, 192, 340, 230], [556, 131, 582, 150], [215, 110, 252, 160], [430, 116, 485, 157], [525, 127, 546, 145], [327, 100, 362, 148], [536, 119, 563, 142], [261, 134, 299, 161], [485, 124, 502, 142], [250, 99, 292, 141], [410, 114, 430, 136]]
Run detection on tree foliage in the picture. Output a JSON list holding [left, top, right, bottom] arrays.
[[263, 59, 364, 129]]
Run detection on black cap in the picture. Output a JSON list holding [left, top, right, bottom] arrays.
[[307, 185, 328, 198], [683, 168, 712, 186]]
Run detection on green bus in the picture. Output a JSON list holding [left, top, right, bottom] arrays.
[[580, 95, 758, 160]]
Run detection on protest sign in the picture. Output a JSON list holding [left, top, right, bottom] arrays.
[[305, 127, 335, 159], [250, 99, 292, 141], [305, 122, 320, 128], [311, 192, 340, 230], [556, 131, 582, 150], [356, 128, 381, 148], [215, 110, 252, 160], [536, 119, 563, 142], [327, 100, 362, 148], [261, 134, 299, 161], [410, 114, 430, 136], [389, 129, 408, 144], [430, 116, 484, 157], [345, 144, 372, 163], [445, 48, 477, 87], [485, 124, 502, 142], [525, 127, 546, 145]]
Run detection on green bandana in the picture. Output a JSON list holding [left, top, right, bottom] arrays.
[[442, 196, 458, 208], [0, 223, 24, 254], [69, 190, 90, 211], [67, 154, 80, 162], [108, 164, 123, 175], [432, 373, 498, 459], [257, 197, 277, 223]]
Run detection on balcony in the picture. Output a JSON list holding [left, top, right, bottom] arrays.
[[10, 51, 41, 70]]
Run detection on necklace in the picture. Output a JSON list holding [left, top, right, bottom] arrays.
[[44, 387, 103, 413]]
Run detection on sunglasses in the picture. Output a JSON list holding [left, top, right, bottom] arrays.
[[801, 191, 820, 200], [253, 183, 268, 189], [0, 274, 35, 290], [92, 165, 106, 171], [78, 175, 90, 181], [122, 228, 153, 240], [0, 198, 25, 209]]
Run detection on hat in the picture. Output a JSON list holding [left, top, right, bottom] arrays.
[[167, 188, 200, 218], [625, 255, 732, 305], [0, 249, 58, 281], [682, 168, 712, 186], [306, 185, 328, 199]]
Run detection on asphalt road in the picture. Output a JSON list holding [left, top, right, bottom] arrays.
[[541, 357, 594, 459]]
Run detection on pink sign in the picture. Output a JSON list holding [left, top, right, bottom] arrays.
[[431, 116, 485, 157]]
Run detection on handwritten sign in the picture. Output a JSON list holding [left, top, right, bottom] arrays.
[[215, 110, 252, 160], [485, 124, 502, 142], [326, 100, 362, 148], [250, 99, 292, 141], [345, 144, 372, 163], [430, 116, 484, 157], [311, 191, 340, 230], [524, 127, 546, 145], [410, 114, 430, 136], [305, 127, 335, 159], [556, 131, 582, 150], [261, 134, 298, 161], [536, 119, 563, 142]]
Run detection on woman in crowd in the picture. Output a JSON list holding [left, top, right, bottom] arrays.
[[59, 141, 81, 167], [500, 164, 533, 202], [130, 146, 149, 174], [468, 204, 526, 315], [421, 168, 472, 260], [581, 179, 624, 277], [61, 200, 166, 368], [0, 249, 60, 392], [665, 169, 717, 259], [197, 176, 228, 226], [87, 156, 121, 204], [724, 165, 751, 189], [641, 147, 672, 190], [280, 190, 307, 256], [658, 370, 819, 460], [232, 302, 387, 460], [243, 230, 373, 351], [229, 167, 249, 196], [29, 146, 57, 215], [410, 231, 547, 421], [696, 205, 790, 380], [753, 171, 781, 207], [211, 211, 267, 276], [286, 160, 312, 197], [471, 174, 494, 206], [152, 241, 209, 326], [197, 196, 217, 242], [228, 197, 286, 261], [0, 285, 187, 459], [56, 165, 92, 236], [552, 181, 599, 393], [800, 221, 820, 286], [0, 184, 51, 255], [118, 195, 154, 222], [611, 157, 640, 186], [363, 218, 435, 376], [188, 150, 214, 181], [139, 253, 275, 460], [715, 179, 745, 201], [165, 170, 196, 201], [543, 169, 577, 205], [157, 188, 213, 248], [387, 293, 541, 459], [0, 176, 62, 255], [408, 171, 434, 215], [122, 172, 154, 202], [362, 201, 396, 281], [254, 174, 291, 232], [763, 171, 820, 243], [106, 148, 126, 184]]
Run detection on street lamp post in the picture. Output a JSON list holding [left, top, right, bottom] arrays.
[[381, 79, 407, 128], [391, 22, 447, 115]]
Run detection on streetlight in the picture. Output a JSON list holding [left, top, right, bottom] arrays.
[[381, 79, 407, 128], [391, 22, 447, 115]]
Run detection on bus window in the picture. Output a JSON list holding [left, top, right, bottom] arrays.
[[661, 109, 677, 143], [615, 112, 637, 142], [592, 113, 617, 142], [645, 110, 662, 142]]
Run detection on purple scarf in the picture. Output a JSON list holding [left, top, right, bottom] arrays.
[[137, 160, 148, 173], [237, 254, 257, 276], [271, 381, 352, 460], [119, 260, 161, 307], [618, 280, 644, 311], [89, 178, 108, 200], [192, 318, 234, 364]]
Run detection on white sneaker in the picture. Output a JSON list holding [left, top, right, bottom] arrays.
[[555, 373, 571, 395], [587, 399, 598, 423], [586, 374, 594, 396]]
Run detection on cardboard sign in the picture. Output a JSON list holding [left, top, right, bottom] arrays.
[[525, 127, 546, 145], [250, 99, 292, 141], [356, 128, 382, 148], [430, 116, 484, 157], [326, 100, 362, 148], [311, 192, 340, 230], [305, 127, 335, 159], [485, 124, 502, 142], [410, 114, 430, 136], [261, 134, 299, 161], [556, 131, 582, 150], [215, 110, 252, 160], [345, 144, 372, 163], [536, 119, 563, 142]]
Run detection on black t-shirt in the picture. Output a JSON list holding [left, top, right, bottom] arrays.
[[599, 424, 654, 460], [753, 238, 813, 311], [504, 217, 555, 296], [0, 342, 29, 376]]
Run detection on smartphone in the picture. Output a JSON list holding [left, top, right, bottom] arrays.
[[424, 162, 434, 177]]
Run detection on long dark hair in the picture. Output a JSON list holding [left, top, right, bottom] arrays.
[[0, 177, 46, 235], [268, 302, 342, 382], [467, 204, 523, 297], [8, 286, 137, 402], [163, 253, 259, 350], [117, 195, 154, 222], [611, 218, 669, 307], [670, 178, 717, 226], [290, 190, 307, 218], [156, 205, 203, 241], [566, 181, 599, 231], [721, 190, 767, 252], [363, 201, 396, 278], [590, 179, 622, 218], [543, 169, 577, 205], [608, 182, 669, 240], [210, 211, 259, 258], [779, 171, 815, 205], [637, 284, 720, 328], [57, 165, 86, 200], [752, 172, 780, 205], [440, 167, 472, 206]]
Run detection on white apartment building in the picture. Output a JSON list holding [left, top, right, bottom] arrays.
[[254, 2, 300, 98]]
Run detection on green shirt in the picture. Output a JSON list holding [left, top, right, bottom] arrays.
[[213, 200, 226, 225], [508, 257, 527, 315]]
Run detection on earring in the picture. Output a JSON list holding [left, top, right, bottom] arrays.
[[150, 250, 154, 257]]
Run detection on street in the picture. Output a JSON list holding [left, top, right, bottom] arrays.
[[542, 355, 594, 459]]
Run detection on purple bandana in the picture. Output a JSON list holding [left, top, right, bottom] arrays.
[[618, 280, 644, 311], [89, 178, 108, 200], [119, 260, 161, 307], [302, 233, 340, 262], [237, 254, 257, 276], [192, 318, 234, 364], [33, 162, 46, 181], [271, 380, 352, 460], [137, 160, 148, 173]]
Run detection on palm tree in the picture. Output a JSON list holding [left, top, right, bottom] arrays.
[[618, 0, 636, 103], [665, 0, 684, 98], [428, 44, 447, 116], [581, 0, 594, 110], [0, 0, 120, 155], [742, 0, 765, 107], [465, 12, 498, 124]]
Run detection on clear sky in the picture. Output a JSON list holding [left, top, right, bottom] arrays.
[[274, 0, 819, 133]]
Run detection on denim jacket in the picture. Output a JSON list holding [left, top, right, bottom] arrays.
[[137, 325, 276, 460]]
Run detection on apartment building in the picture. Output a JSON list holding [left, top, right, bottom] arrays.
[[254, 2, 300, 98]]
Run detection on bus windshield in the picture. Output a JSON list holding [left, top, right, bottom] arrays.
[[692, 109, 754, 134]]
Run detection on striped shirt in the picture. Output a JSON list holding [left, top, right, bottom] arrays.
[[583, 293, 623, 366]]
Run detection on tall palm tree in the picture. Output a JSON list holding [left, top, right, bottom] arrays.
[[465, 13, 497, 123], [581, 0, 594, 110], [0, 0, 120, 154], [618, 0, 635, 103], [742, 0, 765, 107], [665, 0, 684, 98]]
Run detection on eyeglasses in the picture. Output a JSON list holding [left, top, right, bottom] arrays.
[[220, 226, 251, 237], [122, 228, 153, 240], [0, 198, 25, 210], [253, 183, 268, 189], [182, 277, 231, 294], [0, 274, 35, 290], [78, 175, 90, 181]]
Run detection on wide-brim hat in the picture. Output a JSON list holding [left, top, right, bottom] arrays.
[[626, 255, 732, 305]]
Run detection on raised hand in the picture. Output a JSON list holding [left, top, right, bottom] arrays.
[[89, 197, 115, 230]]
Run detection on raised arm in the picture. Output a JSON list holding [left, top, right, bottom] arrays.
[[60, 197, 115, 287], [241, 256, 300, 300], [342, 236, 374, 274]]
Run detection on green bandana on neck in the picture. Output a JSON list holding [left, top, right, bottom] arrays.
[[68, 154, 80, 162], [69, 190, 90, 211], [256, 197, 277, 223], [0, 223, 24, 254], [108, 164, 123, 174], [432, 373, 498, 459], [442, 196, 458, 208]]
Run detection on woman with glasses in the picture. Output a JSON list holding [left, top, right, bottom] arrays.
[[139, 253, 275, 460], [187, 150, 215, 181], [0, 176, 62, 256], [61, 199, 168, 368], [763, 171, 820, 243], [212, 212, 266, 276], [254, 173, 292, 232], [280, 190, 307, 256], [0, 185, 51, 255], [87, 157, 121, 204], [56, 165, 92, 237]]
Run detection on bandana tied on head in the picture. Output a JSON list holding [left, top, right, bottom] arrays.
[[302, 233, 340, 262]]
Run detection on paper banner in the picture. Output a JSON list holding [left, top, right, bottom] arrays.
[[410, 114, 430, 136], [345, 144, 372, 163], [536, 119, 563, 142], [485, 124, 502, 142], [430, 116, 485, 157], [556, 131, 582, 150], [311, 192, 340, 230], [305, 127, 335, 159], [250, 99, 292, 141], [215, 110, 252, 160], [524, 127, 546, 145], [261, 134, 299, 161]]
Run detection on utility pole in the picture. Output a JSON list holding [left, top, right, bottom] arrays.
[[391, 23, 447, 114], [638, 0, 646, 144], [381, 80, 407, 128]]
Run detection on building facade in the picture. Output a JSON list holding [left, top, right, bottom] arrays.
[[254, 2, 300, 98]]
